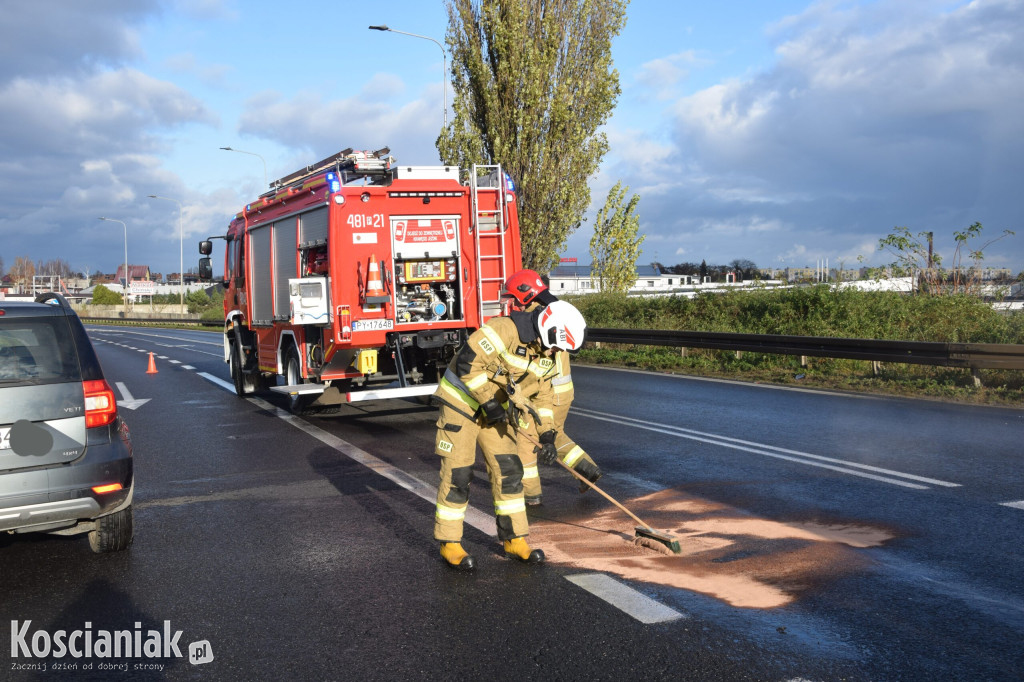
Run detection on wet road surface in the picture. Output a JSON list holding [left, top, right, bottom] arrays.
[[2, 327, 1022, 680]]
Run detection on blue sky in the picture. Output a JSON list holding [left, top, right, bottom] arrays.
[[1, 0, 1021, 279]]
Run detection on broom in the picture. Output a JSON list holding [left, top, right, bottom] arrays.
[[517, 427, 681, 554]]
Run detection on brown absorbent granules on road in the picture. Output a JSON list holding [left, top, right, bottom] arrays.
[[528, 488, 894, 609]]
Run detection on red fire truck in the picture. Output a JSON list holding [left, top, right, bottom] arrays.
[[198, 147, 522, 412]]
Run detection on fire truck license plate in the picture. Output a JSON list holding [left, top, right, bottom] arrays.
[[352, 319, 394, 331]]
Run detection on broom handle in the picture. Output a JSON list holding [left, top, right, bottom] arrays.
[[517, 428, 654, 530], [555, 459, 653, 529]]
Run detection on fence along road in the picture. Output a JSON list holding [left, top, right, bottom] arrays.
[[77, 314, 1024, 371]]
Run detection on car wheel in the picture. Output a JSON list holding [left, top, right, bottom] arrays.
[[230, 342, 261, 396], [88, 505, 134, 553], [285, 347, 313, 414]]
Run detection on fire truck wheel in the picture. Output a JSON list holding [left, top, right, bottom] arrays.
[[230, 342, 259, 396], [285, 347, 314, 414]]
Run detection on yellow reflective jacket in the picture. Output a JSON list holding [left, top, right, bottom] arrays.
[[434, 313, 557, 430]]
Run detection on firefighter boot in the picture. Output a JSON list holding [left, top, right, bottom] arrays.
[[525, 495, 542, 506], [503, 537, 545, 563], [440, 542, 475, 571], [574, 460, 603, 494]]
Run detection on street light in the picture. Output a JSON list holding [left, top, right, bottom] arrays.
[[369, 24, 447, 130], [220, 146, 269, 189], [98, 217, 128, 315], [147, 195, 185, 314]]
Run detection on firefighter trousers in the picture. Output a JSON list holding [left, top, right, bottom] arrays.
[[434, 404, 529, 543], [518, 401, 597, 499]]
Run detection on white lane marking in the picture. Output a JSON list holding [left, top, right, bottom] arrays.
[[158, 356, 169, 359], [169, 360, 181, 364], [999, 500, 1024, 510], [198, 372, 235, 392], [181, 365, 196, 370], [195, 372, 678, 624], [566, 574, 684, 624], [571, 407, 957, 490], [89, 328, 223, 348], [586, 364, 883, 400], [195, 372, 497, 535], [579, 408, 960, 488]]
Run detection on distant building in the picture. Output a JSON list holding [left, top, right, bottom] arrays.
[[114, 265, 152, 283], [548, 263, 673, 294]]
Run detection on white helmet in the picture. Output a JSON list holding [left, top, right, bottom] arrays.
[[536, 300, 587, 351]]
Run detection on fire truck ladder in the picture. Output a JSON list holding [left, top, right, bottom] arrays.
[[470, 164, 509, 321], [269, 147, 393, 193]]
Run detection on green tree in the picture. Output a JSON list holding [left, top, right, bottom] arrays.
[[878, 223, 1014, 295], [90, 284, 124, 306], [439, 0, 628, 272], [729, 259, 758, 282], [877, 226, 941, 293], [589, 181, 643, 292], [948, 221, 1015, 294]]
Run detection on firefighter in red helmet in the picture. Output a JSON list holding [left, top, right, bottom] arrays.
[[431, 297, 588, 570], [500, 270, 602, 506]]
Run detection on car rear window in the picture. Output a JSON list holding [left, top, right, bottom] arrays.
[[0, 317, 81, 385]]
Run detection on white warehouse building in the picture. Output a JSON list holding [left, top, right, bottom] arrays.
[[547, 263, 691, 295]]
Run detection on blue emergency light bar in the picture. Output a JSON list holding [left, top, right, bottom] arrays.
[[326, 171, 341, 193]]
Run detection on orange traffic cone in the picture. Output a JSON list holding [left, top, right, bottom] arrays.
[[364, 254, 390, 304], [146, 352, 158, 374]]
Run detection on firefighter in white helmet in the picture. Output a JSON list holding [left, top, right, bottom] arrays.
[[431, 299, 587, 570], [500, 270, 602, 506]]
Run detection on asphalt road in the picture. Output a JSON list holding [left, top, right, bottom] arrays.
[[3, 326, 1022, 681]]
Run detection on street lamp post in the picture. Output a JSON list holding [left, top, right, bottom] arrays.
[[98, 217, 128, 315], [369, 24, 447, 130], [219, 146, 269, 189], [147, 195, 185, 314]]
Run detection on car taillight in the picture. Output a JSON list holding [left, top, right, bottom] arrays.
[[83, 379, 117, 428]]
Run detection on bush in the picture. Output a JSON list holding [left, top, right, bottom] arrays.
[[571, 286, 1023, 343], [571, 287, 1024, 405], [90, 284, 124, 306]]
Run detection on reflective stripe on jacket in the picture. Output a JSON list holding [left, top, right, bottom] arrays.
[[432, 316, 557, 431]]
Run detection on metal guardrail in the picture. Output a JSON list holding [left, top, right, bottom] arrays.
[[79, 316, 219, 328], [79, 316, 1024, 370], [585, 328, 1024, 370]]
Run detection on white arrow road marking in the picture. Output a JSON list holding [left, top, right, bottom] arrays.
[[115, 382, 151, 410]]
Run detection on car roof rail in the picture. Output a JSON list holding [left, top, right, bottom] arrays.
[[34, 292, 72, 310]]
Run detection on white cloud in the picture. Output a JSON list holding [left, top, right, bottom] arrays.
[[0, 1, 155, 81], [635, 50, 706, 100], [237, 84, 444, 164], [164, 52, 233, 88], [610, 0, 1024, 269]]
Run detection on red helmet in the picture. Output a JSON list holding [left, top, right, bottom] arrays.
[[502, 269, 548, 307]]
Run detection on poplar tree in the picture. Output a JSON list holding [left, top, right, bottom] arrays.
[[589, 181, 642, 293], [439, 0, 628, 272]]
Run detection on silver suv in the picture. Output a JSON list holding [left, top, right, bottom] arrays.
[[0, 293, 134, 552]]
